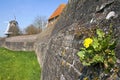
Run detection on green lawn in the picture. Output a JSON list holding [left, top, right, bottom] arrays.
[[0, 47, 41, 80]]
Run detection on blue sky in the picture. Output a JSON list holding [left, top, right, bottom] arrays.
[[0, 0, 68, 37]]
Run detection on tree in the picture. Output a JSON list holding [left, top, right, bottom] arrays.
[[25, 24, 42, 35], [33, 16, 47, 31], [24, 16, 47, 35]]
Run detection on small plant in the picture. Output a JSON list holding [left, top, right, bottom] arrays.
[[77, 28, 118, 76]]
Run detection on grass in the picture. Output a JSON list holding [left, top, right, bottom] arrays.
[[0, 47, 41, 80]]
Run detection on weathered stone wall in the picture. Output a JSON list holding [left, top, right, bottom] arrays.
[[0, 35, 38, 51], [0, 38, 5, 47], [35, 0, 120, 80], [4, 42, 34, 51], [34, 24, 56, 66]]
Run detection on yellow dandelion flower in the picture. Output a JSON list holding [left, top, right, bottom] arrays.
[[83, 38, 93, 48]]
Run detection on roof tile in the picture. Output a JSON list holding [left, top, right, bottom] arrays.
[[48, 4, 66, 20]]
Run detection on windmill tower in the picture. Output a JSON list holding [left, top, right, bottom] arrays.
[[5, 20, 19, 37]]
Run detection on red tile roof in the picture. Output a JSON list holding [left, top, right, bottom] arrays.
[[48, 4, 66, 20]]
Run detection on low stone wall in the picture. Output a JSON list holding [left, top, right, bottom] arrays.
[[5, 41, 34, 51], [0, 34, 38, 51], [0, 38, 5, 47]]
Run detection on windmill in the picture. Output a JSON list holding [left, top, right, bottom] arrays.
[[5, 16, 19, 37]]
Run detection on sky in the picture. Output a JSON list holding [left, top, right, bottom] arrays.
[[0, 0, 68, 37]]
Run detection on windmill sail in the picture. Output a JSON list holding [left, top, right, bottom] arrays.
[[5, 22, 12, 35]]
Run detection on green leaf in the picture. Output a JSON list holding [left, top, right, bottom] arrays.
[[105, 49, 111, 54], [77, 51, 85, 60], [80, 48, 86, 51], [82, 61, 91, 66], [101, 38, 108, 49], [111, 50, 115, 56], [108, 56, 116, 64], [87, 49, 93, 54], [92, 38, 100, 51], [109, 40, 117, 50], [92, 55, 104, 63], [96, 29, 105, 38]]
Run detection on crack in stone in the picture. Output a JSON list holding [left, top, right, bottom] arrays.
[[62, 59, 82, 76]]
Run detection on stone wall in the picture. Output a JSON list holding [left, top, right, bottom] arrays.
[[0, 38, 5, 47], [0, 34, 38, 51], [35, 0, 120, 80], [5, 41, 34, 51], [34, 24, 56, 67]]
